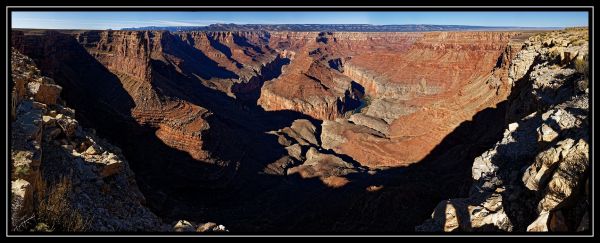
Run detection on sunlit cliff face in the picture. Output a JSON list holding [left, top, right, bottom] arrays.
[[11, 29, 538, 232]]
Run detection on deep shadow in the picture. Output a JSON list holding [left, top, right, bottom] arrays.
[[233, 34, 264, 54], [13, 29, 522, 233], [140, 52, 516, 232], [328, 58, 344, 72], [231, 56, 290, 105], [162, 32, 239, 80], [11, 30, 135, 129], [207, 36, 233, 59], [342, 81, 366, 113], [205, 34, 244, 69]]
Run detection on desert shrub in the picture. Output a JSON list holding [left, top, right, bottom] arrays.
[[35, 177, 91, 232], [575, 54, 589, 80]]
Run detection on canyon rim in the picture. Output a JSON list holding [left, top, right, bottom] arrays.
[[7, 9, 592, 235]]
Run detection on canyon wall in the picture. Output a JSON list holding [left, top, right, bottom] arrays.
[[418, 28, 589, 232], [315, 31, 520, 167], [11, 29, 533, 176], [13, 30, 523, 169], [10, 48, 164, 232], [14, 30, 226, 164], [11, 28, 589, 232]]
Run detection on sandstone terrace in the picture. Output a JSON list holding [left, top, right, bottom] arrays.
[[10, 27, 589, 232]]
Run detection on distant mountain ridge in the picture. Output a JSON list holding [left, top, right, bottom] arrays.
[[121, 24, 560, 32]]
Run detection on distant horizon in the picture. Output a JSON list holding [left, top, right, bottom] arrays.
[[11, 12, 589, 30], [11, 24, 572, 32]]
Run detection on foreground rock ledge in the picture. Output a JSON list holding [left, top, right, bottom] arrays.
[[417, 28, 589, 233]]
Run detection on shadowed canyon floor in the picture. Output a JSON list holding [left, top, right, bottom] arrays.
[[10, 28, 588, 232]]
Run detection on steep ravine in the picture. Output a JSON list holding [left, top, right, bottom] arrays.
[[10, 28, 589, 233]]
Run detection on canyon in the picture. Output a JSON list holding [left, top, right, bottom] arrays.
[[10, 27, 590, 232]]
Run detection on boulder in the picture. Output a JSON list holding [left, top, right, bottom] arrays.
[[84, 143, 103, 155], [42, 115, 56, 126], [196, 222, 228, 232], [34, 83, 62, 105], [56, 115, 79, 138], [537, 139, 588, 213], [522, 138, 581, 191], [98, 153, 123, 178], [527, 210, 568, 232], [417, 192, 512, 232], [537, 123, 558, 143], [527, 211, 550, 232], [173, 220, 196, 232]]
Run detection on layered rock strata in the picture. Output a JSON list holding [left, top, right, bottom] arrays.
[[318, 32, 520, 167], [10, 49, 163, 232], [11, 28, 589, 232], [417, 28, 590, 232]]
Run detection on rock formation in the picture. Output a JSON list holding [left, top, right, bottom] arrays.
[[10, 27, 590, 233], [317, 32, 521, 168], [417, 28, 589, 232], [265, 119, 368, 188], [10, 48, 229, 233], [10, 48, 163, 232]]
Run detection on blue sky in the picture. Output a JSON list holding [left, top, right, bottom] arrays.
[[11, 11, 589, 30]]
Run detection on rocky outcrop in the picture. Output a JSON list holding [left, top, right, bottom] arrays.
[[259, 87, 343, 120], [276, 119, 320, 146], [10, 49, 163, 232], [73, 30, 160, 81], [310, 31, 520, 167], [11, 27, 589, 233], [287, 147, 358, 187], [172, 220, 228, 232], [14, 30, 230, 168], [348, 113, 390, 137], [15, 29, 522, 169], [257, 52, 352, 120], [153, 102, 212, 161], [68, 30, 289, 167], [417, 28, 589, 232], [264, 118, 368, 188]]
